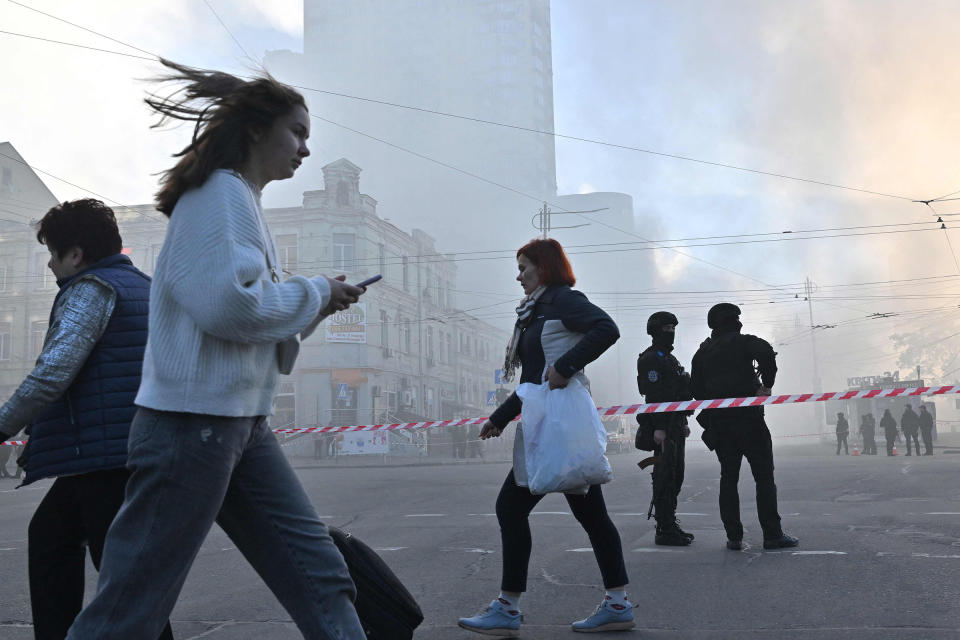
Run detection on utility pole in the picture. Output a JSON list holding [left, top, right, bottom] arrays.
[[531, 203, 608, 238], [805, 277, 824, 435]]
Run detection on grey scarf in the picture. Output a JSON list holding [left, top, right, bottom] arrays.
[[502, 285, 546, 383]]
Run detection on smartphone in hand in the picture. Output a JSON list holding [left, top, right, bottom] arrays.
[[355, 274, 382, 288]]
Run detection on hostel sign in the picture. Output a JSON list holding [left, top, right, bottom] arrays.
[[325, 303, 367, 344]]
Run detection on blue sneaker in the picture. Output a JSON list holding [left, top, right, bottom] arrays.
[[571, 598, 635, 633], [458, 598, 523, 637]]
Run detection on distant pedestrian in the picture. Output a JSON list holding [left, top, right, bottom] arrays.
[[459, 238, 634, 635], [66, 60, 366, 640], [835, 412, 849, 455], [918, 405, 935, 455], [860, 413, 877, 455], [691, 303, 798, 551], [0, 199, 173, 640], [901, 405, 921, 456], [880, 409, 898, 456]]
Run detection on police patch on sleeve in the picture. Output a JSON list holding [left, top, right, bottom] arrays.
[[647, 370, 659, 382]]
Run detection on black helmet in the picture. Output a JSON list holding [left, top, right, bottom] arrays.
[[707, 302, 741, 329], [646, 311, 679, 336]]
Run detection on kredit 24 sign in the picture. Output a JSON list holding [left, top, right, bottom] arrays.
[[325, 303, 367, 344]]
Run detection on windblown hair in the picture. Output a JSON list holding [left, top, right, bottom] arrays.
[[36, 199, 122, 263], [517, 238, 576, 287], [147, 58, 307, 216]]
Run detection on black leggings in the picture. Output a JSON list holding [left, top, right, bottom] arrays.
[[495, 469, 628, 592]]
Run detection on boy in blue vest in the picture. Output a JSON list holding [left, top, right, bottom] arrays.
[[0, 199, 172, 640]]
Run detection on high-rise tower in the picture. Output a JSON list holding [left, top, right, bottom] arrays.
[[265, 0, 557, 242]]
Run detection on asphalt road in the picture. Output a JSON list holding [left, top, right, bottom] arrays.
[[2, 442, 959, 639]]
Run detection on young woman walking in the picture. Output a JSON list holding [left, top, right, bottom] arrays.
[[66, 60, 367, 640]]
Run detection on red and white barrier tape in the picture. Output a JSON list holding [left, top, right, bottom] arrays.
[[3, 384, 953, 445], [270, 384, 957, 437]]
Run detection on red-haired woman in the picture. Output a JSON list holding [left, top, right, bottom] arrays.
[[458, 239, 634, 635]]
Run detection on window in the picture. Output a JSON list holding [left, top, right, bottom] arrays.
[[33, 253, 53, 291], [332, 234, 355, 272], [273, 381, 296, 430], [336, 180, 351, 206], [403, 320, 412, 354], [446, 333, 452, 364], [276, 234, 299, 274], [30, 320, 47, 359], [0, 167, 11, 193], [0, 321, 11, 360], [402, 257, 409, 291], [427, 326, 434, 360], [0, 264, 7, 292]]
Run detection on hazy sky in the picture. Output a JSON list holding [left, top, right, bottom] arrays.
[[2, 0, 959, 401]]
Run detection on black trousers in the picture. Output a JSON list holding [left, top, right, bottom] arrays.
[[496, 469, 628, 592], [885, 434, 896, 455], [920, 427, 934, 455], [862, 433, 876, 454], [836, 433, 848, 455], [651, 433, 686, 526], [28, 469, 174, 640], [904, 430, 921, 455], [713, 418, 783, 541]]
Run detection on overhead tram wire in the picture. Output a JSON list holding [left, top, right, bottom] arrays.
[[201, 0, 259, 65], [0, 152, 164, 224], [4, 0, 159, 58], [3, 0, 924, 205], [6, 5, 948, 314], [924, 201, 960, 274], [0, 29, 155, 61]]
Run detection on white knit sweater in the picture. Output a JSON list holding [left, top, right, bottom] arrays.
[[135, 170, 331, 417]]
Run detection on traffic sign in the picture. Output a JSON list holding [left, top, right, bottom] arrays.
[[337, 383, 349, 400], [494, 369, 504, 385], [486, 391, 497, 406]]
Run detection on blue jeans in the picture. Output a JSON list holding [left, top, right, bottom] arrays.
[[66, 408, 364, 640]]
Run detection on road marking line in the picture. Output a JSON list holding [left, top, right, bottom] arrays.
[[791, 551, 847, 555], [631, 548, 683, 553], [468, 513, 497, 516], [374, 547, 408, 552], [567, 548, 594, 552], [925, 512, 960, 515], [675, 512, 710, 516], [531, 511, 571, 515], [404, 513, 444, 517], [911, 553, 960, 559]]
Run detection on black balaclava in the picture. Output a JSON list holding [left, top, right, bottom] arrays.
[[653, 327, 675, 350], [647, 311, 678, 351], [717, 316, 743, 334]]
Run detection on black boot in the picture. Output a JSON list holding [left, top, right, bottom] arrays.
[[655, 522, 692, 546], [673, 519, 695, 541]]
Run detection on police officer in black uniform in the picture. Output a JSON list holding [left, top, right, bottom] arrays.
[[835, 412, 849, 455], [636, 311, 694, 546], [691, 303, 798, 551]]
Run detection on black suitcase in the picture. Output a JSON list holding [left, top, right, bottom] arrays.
[[329, 526, 424, 639]]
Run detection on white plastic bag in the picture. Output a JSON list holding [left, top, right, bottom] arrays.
[[516, 379, 613, 495]]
